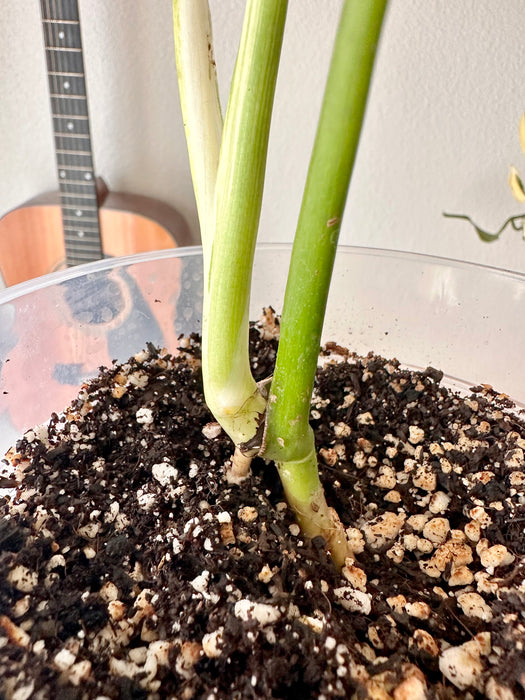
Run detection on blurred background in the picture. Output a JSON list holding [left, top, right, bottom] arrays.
[[1, 0, 525, 283]]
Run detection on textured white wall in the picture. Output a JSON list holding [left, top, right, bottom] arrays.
[[1, 1, 525, 270]]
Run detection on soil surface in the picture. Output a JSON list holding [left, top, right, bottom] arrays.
[[0, 318, 524, 699]]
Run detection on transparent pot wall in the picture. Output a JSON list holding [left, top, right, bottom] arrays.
[[0, 245, 523, 456]]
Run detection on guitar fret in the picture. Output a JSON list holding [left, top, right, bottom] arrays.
[[59, 176, 93, 185], [42, 18, 79, 24], [60, 197, 97, 205], [64, 237, 101, 244], [46, 46, 82, 52], [64, 250, 104, 259], [56, 149, 92, 156], [64, 248, 101, 255], [58, 180, 95, 191], [62, 206, 98, 212], [53, 113, 88, 120], [63, 246, 103, 255], [64, 237, 101, 245], [58, 178, 95, 185], [59, 192, 97, 201], [64, 255, 103, 264], [48, 71, 84, 77], [59, 163, 95, 171], [55, 132, 90, 138], [57, 164, 93, 171], [62, 216, 98, 228], [62, 218, 99, 227], [60, 192, 96, 199], [63, 233, 102, 242], [62, 221, 99, 228], [50, 93, 86, 99], [64, 251, 104, 260], [56, 146, 91, 160]]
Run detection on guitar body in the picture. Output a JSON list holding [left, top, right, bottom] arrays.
[[0, 188, 192, 286]]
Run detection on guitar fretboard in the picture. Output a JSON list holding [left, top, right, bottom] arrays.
[[40, 0, 103, 265]]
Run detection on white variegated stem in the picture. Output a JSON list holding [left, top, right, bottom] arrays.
[[173, 0, 222, 266], [202, 0, 288, 450]]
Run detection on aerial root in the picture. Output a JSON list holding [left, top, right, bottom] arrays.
[[225, 446, 253, 484]]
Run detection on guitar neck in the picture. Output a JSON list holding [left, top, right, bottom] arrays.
[[40, 0, 103, 265]]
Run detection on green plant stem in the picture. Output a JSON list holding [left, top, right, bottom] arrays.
[[278, 450, 349, 567], [264, 0, 388, 561], [172, 0, 222, 259], [202, 0, 288, 448]]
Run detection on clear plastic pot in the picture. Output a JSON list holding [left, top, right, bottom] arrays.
[[0, 244, 523, 456]]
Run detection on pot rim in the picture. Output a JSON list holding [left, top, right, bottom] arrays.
[[1, 243, 524, 304]]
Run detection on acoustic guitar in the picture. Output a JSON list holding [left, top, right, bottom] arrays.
[[0, 0, 198, 437], [0, 0, 192, 287]]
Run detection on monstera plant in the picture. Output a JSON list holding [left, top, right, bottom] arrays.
[[172, 0, 387, 565]]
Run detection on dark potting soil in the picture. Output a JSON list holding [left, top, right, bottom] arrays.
[[0, 318, 524, 699]]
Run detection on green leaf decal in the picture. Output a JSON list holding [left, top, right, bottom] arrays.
[[443, 212, 525, 243], [509, 166, 525, 203]]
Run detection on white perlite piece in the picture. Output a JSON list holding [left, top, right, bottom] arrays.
[[190, 571, 210, 594], [135, 407, 154, 425], [333, 587, 372, 615], [137, 492, 157, 512], [53, 648, 76, 671], [202, 422, 222, 439], [408, 425, 425, 445], [422, 517, 450, 544], [485, 677, 517, 700], [428, 491, 451, 514], [342, 562, 367, 591], [412, 463, 437, 492], [11, 682, 34, 700], [469, 506, 492, 529], [457, 592, 493, 621], [298, 615, 324, 634], [393, 674, 427, 700], [479, 544, 515, 570], [345, 527, 365, 554], [405, 601, 431, 620], [151, 463, 178, 487], [202, 628, 224, 658], [356, 412, 374, 426], [234, 600, 281, 627], [7, 566, 38, 593], [439, 635, 490, 691], [238, 506, 258, 523], [361, 512, 405, 550], [504, 447, 524, 469]]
